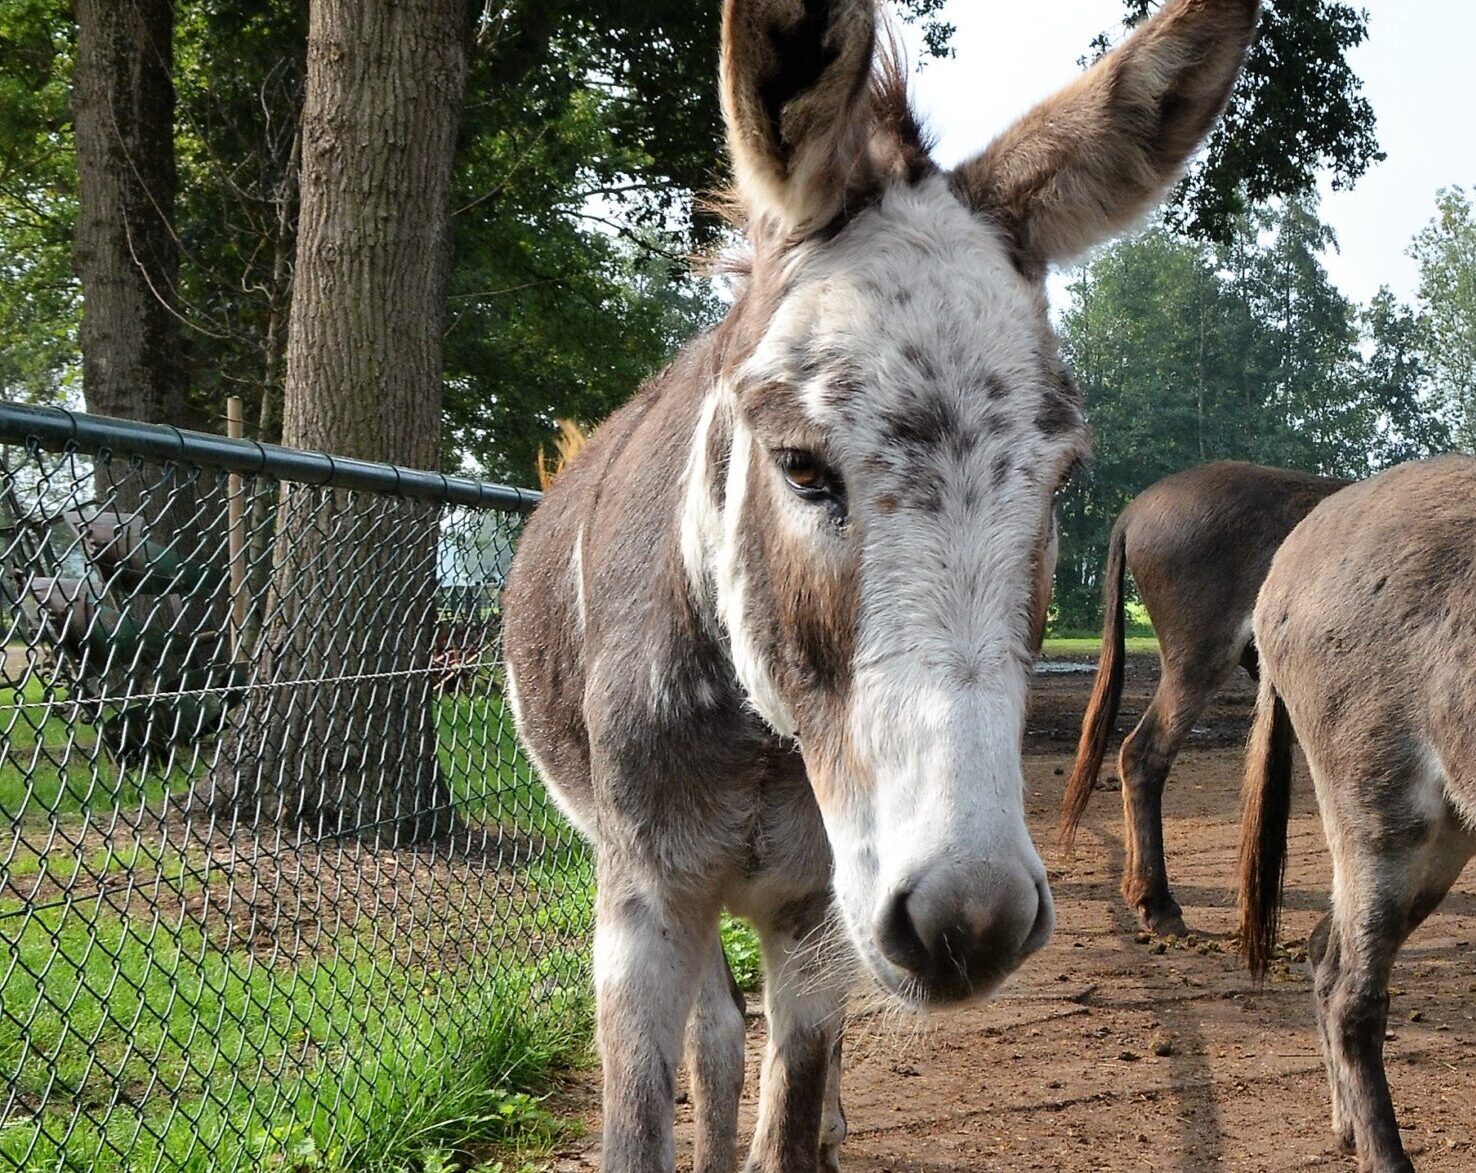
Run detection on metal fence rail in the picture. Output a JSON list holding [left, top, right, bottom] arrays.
[[0, 404, 591, 1171]]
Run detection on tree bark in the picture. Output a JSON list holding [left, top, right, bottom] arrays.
[[71, 0, 229, 718], [219, 0, 469, 844], [71, 0, 196, 430]]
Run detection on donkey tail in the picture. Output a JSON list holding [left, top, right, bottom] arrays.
[[1237, 670, 1295, 978], [1059, 519, 1129, 846]]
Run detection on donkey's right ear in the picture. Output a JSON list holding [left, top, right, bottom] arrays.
[[721, 0, 877, 236]]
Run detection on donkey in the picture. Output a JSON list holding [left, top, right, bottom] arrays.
[[1240, 455, 1476, 1173], [503, 1, 1259, 1169], [1060, 461, 1349, 935]]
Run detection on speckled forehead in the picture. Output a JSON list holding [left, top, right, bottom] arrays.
[[737, 177, 1085, 461]]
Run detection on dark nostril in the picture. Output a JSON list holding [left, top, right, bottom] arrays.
[[1023, 878, 1054, 956], [877, 887, 931, 975]]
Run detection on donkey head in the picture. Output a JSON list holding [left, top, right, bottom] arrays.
[[688, 0, 1258, 1004]]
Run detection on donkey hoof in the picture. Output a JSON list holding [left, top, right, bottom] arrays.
[[1140, 908, 1189, 938], [1360, 1157, 1414, 1173], [820, 1142, 843, 1173]]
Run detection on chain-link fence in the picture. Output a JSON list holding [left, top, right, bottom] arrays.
[[0, 404, 593, 1172]]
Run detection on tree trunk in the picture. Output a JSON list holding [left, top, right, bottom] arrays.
[[71, 0, 230, 731], [71, 0, 197, 432], [218, 0, 469, 844]]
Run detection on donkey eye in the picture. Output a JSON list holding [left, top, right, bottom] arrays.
[[781, 451, 827, 492], [776, 450, 846, 520]]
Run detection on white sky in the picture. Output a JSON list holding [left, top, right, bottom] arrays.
[[895, 0, 1476, 308]]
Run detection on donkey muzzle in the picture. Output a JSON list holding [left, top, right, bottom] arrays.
[[874, 859, 1053, 1003]]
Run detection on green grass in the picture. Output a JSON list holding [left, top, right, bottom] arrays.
[[1, 673, 537, 829], [2, 662, 597, 1172], [0, 674, 193, 822], [1042, 601, 1159, 658], [437, 689, 553, 828], [1041, 635, 1160, 658], [0, 895, 592, 1173]]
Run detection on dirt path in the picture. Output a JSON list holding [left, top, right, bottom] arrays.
[[552, 657, 1476, 1171]]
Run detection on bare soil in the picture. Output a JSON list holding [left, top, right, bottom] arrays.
[[550, 654, 1476, 1172]]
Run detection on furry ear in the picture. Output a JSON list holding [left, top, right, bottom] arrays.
[[952, 0, 1259, 277], [721, 0, 877, 235]]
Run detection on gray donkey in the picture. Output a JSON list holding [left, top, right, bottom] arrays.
[[1061, 461, 1349, 935], [1240, 455, 1476, 1173], [503, 1, 1259, 1169]]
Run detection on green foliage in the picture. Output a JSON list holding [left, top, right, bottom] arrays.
[[1363, 286, 1453, 464], [0, 0, 1390, 483], [720, 914, 763, 993], [1053, 195, 1448, 630], [1410, 186, 1476, 448], [0, 0, 78, 402]]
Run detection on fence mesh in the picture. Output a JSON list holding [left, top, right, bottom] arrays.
[[0, 406, 592, 1172]]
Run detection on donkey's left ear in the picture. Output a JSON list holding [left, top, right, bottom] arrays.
[[721, 0, 877, 235], [952, 0, 1259, 277]]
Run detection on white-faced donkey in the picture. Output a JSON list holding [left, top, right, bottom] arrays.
[[503, 1, 1259, 1169], [1240, 455, 1476, 1173]]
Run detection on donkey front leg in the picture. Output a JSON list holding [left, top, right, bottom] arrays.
[[595, 865, 716, 1173], [746, 896, 849, 1173], [820, 1031, 846, 1173], [686, 936, 748, 1173]]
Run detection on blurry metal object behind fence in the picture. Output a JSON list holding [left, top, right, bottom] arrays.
[[0, 404, 591, 1171]]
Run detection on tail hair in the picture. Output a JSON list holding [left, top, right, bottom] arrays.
[[1237, 671, 1295, 977], [1059, 521, 1129, 846]]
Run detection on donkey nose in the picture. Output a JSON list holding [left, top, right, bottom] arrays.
[[876, 863, 1053, 1002]]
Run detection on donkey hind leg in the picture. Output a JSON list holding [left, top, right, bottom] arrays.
[[745, 896, 849, 1173], [594, 869, 716, 1173], [686, 936, 748, 1173], [1313, 814, 1472, 1172], [1308, 911, 1358, 1156], [1117, 660, 1225, 935]]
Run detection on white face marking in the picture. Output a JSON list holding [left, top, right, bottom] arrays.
[[679, 391, 724, 627], [714, 418, 800, 737], [728, 174, 1084, 996]]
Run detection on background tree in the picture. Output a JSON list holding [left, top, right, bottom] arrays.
[[220, 0, 469, 840], [70, 0, 198, 428], [1410, 186, 1476, 446], [5, 0, 1393, 482], [1363, 286, 1452, 465], [0, 0, 76, 403], [1052, 197, 1431, 628]]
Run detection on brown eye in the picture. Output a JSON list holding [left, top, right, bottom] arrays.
[[776, 449, 847, 522], [782, 451, 825, 492]]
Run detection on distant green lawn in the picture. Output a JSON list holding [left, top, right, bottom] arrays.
[[1043, 600, 1158, 659], [1041, 635, 1160, 658], [2, 670, 539, 827]]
